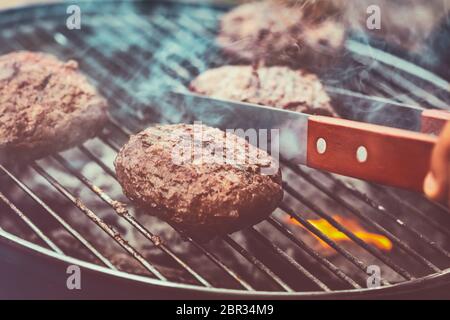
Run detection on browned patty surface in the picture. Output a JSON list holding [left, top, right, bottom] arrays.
[[0, 51, 108, 162], [190, 65, 337, 116], [114, 124, 283, 239], [217, 0, 346, 69]]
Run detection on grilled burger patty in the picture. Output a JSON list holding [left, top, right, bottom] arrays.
[[114, 124, 283, 239], [217, 0, 346, 69], [190, 65, 337, 116], [0, 51, 108, 162]]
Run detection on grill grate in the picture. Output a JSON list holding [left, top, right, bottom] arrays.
[[0, 1, 449, 294]]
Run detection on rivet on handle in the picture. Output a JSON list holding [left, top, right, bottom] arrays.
[[356, 146, 368, 163], [316, 138, 327, 154]]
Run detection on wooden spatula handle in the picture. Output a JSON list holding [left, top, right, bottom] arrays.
[[307, 116, 437, 192]]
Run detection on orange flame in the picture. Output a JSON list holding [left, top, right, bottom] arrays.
[[287, 215, 393, 251]]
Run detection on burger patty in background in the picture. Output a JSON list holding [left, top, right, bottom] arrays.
[[190, 65, 337, 117], [217, 0, 346, 70], [218, 0, 450, 78], [114, 123, 283, 241], [0, 51, 109, 162]]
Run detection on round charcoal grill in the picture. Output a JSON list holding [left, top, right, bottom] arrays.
[[1, 1, 450, 299]]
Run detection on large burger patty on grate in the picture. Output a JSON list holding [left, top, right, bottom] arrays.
[[114, 123, 283, 240], [0, 51, 108, 162], [190, 65, 337, 116], [217, 0, 346, 69]]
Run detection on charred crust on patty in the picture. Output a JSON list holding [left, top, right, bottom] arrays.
[[114, 124, 283, 240]]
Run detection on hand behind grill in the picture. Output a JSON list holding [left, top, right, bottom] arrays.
[[424, 121, 450, 209]]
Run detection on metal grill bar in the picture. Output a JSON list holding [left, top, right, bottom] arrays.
[[317, 169, 450, 259], [247, 227, 331, 292], [0, 191, 63, 254], [351, 60, 449, 110], [78, 146, 116, 178], [138, 11, 219, 72], [27, 27, 167, 124], [267, 217, 362, 289], [99, 135, 123, 152], [128, 12, 209, 66], [347, 40, 450, 107], [223, 236, 294, 292], [283, 183, 413, 280], [347, 40, 449, 93], [281, 162, 443, 272], [429, 201, 450, 216], [30, 163, 167, 281], [371, 185, 450, 239], [357, 72, 423, 108], [0, 164, 116, 269], [279, 203, 390, 286], [55, 24, 172, 89], [168, 224, 254, 291], [52, 13, 214, 122]]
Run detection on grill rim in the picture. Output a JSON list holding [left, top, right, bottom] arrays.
[[2, 228, 450, 298]]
